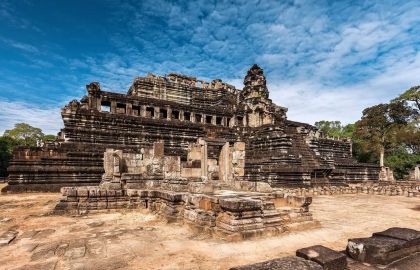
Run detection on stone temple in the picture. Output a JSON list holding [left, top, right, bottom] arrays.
[[4, 64, 380, 193]]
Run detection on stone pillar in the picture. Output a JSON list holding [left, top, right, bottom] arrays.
[[191, 113, 196, 123], [110, 100, 117, 114], [140, 105, 146, 117], [231, 116, 237, 127], [219, 142, 231, 182], [232, 142, 245, 180], [96, 96, 102, 111], [222, 117, 227, 127], [154, 107, 160, 119], [198, 138, 208, 181], [180, 110, 184, 121], [126, 103, 132, 116], [211, 115, 216, 125], [167, 108, 172, 120]]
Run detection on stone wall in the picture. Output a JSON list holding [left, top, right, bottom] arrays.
[[54, 186, 317, 241], [230, 227, 420, 269], [277, 182, 420, 197], [3, 65, 380, 192]]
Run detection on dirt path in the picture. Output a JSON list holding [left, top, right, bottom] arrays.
[[0, 190, 419, 270]]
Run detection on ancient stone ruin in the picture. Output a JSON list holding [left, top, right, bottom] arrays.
[[4, 64, 381, 193], [230, 227, 420, 270]]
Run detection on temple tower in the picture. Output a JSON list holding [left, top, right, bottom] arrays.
[[241, 64, 275, 127]]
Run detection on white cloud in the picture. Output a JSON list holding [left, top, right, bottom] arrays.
[[270, 51, 420, 125], [0, 99, 63, 135]]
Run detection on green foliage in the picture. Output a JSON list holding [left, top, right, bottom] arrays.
[[43, 134, 57, 141], [385, 148, 420, 180], [0, 136, 18, 177], [393, 85, 420, 111], [315, 86, 419, 179], [353, 101, 414, 167], [314, 121, 354, 138], [0, 123, 57, 177], [3, 123, 45, 147]]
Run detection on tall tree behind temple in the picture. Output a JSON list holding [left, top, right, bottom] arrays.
[[0, 123, 56, 177], [393, 85, 420, 111], [314, 121, 354, 138], [354, 102, 414, 167], [0, 136, 18, 177], [3, 123, 45, 147]]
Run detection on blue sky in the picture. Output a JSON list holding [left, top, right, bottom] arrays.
[[1, 0, 419, 134]]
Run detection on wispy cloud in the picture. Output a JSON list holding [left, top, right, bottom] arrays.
[[0, 99, 63, 135], [0, 0, 419, 133], [0, 38, 39, 53]]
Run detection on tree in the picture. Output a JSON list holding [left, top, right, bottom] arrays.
[[0, 136, 18, 177], [3, 123, 45, 147], [354, 102, 414, 167], [314, 121, 354, 138], [43, 134, 57, 142], [393, 85, 420, 111]]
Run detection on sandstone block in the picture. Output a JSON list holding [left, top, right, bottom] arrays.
[[220, 198, 262, 212], [296, 245, 347, 270], [346, 235, 413, 265], [229, 255, 322, 270]]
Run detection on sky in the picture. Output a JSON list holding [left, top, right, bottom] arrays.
[[0, 0, 419, 135]]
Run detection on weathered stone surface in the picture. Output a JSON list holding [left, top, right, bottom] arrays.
[[229, 256, 323, 270], [296, 245, 347, 270], [372, 227, 420, 247], [0, 230, 17, 246], [346, 235, 419, 265]]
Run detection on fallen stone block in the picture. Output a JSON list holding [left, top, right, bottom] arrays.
[[229, 255, 323, 270], [372, 227, 420, 248], [346, 234, 420, 265], [296, 245, 347, 270]]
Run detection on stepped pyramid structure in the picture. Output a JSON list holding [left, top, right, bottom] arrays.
[[4, 64, 379, 193]]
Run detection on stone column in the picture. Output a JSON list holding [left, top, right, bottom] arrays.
[[180, 110, 184, 121], [219, 142, 231, 182], [126, 103, 132, 116], [191, 113, 196, 123], [154, 107, 160, 119], [140, 105, 146, 117], [96, 96, 102, 111], [198, 138, 208, 181], [110, 100, 117, 114], [167, 108, 172, 120]]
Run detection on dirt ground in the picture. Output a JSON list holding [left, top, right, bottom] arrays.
[[0, 184, 419, 270]]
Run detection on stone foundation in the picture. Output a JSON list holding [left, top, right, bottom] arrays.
[[231, 227, 420, 269], [277, 182, 420, 198], [54, 186, 317, 240]]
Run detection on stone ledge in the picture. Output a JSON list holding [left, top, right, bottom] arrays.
[[296, 245, 347, 270], [346, 227, 420, 265], [229, 256, 323, 270]]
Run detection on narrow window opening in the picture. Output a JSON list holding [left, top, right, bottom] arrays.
[[184, 112, 191, 121], [146, 107, 154, 118], [160, 108, 168, 119], [195, 114, 202, 123], [237, 116, 243, 126], [101, 101, 111, 113], [116, 103, 126, 114], [216, 116, 222, 125], [226, 117, 231, 127], [172, 110, 180, 120], [132, 105, 140, 116], [206, 115, 213, 124]]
